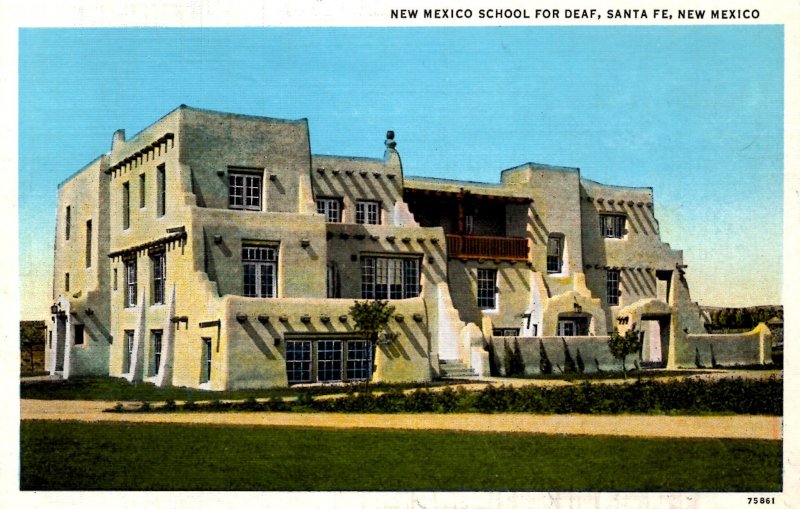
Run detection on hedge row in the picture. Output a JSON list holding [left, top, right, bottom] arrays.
[[114, 376, 781, 415]]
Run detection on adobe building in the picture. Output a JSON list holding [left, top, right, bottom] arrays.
[[44, 106, 772, 389]]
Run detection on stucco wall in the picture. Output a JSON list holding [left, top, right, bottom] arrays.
[[676, 325, 772, 368], [489, 335, 637, 374]]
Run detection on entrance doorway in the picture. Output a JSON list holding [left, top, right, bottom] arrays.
[[51, 316, 66, 374], [640, 314, 670, 368]]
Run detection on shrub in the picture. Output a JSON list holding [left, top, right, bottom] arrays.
[[512, 339, 525, 376], [486, 340, 500, 376], [539, 340, 552, 375], [503, 340, 513, 376], [563, 339, 577, 374], [576, 348, 585, 374]]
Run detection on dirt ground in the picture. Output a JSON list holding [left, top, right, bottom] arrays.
[[20, 399, 782, 440]]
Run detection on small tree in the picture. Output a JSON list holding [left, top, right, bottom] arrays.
[[20, 320, 46, 372], [539, 340, 552, 375], [512, 339, 525, 376], [349, 300, 395, 341], [607, 327, 642, 378], [562, 338, 577, 374]]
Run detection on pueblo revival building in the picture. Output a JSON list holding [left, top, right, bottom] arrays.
[[45, 106, 772, 390]]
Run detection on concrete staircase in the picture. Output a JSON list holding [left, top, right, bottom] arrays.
[[438, 359, 478, 380]]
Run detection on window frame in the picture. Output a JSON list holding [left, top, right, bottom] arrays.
[[151, 330, 163, 376], [201, 337, 212, 383], [360, 256, 420, 300], [285, 339, 373, 385], [157, 164, 166, 217], [125, 258, 137, 308], [122, 182, 130, 230], [123, 330, 134, 374], [476, 268, 498, 310], [139, 173, 146, 209], [546, 234, 563, 273], [606, 269, 620, 306], [355, 200, 381, 225], [316, 197, 343, 223], [151, 251, 166, 305], [600, 214, 626, 239], [242, 245, 278, 298], [228, 170, 263, 211]]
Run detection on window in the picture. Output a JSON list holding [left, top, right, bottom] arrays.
[[113, 268, 118, 291], [360, 257, 420, 299], [74, 324, 84, 345], [125, 259, 137, 307], [600, 214, 626, 239], [355, 200, 380, 225], [65, 206, 71, 240], [201, 337, 212, 383], [157, 164, 166, 216], [547, 235, 563, 273], [317, 340, 343, 382], [243, 245, 278, 298], [151, 330, 163, 376], [123, 330, 134, 373], [557, 318, 589, 336], [139, 173, 146, 208], [122, 182, 130, 229], [65, 273, 70, 292], [286, 339, 373, 385], [85, 220, 92, 268], [607, 269, 620, 306], [477, 268, 497, 309], [316, 198, 342, 223], [326, 262, 340, 298], [493, 328, 520, 337], [465, 214, 475, 234], [229, 171, 262, 211], [286, 340, 312, 384], [151, 252, 166, 305]]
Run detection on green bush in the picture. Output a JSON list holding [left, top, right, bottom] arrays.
[[539, 340, 552, 375]]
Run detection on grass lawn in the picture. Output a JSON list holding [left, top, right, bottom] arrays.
[[21, 420, 781, 491]]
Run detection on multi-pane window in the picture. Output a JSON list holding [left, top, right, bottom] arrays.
[[151, 252, 166, 305], [139, 174, 146, 208], [151, 330, 163, 376], [317, 340, 343, 382], [286, 340, 312, 384], [493, 328, 520, 337], [600, 214, 626, 239], [360, 257, 420, 299], [122, 182, 130, 229], [477, 268, 497, 309], [65, 206, 71, 240], [355, 200, 381, 225], [607, 269, 620, 306], [85, 220, 92, 268], [125, 259, 137, 307], [557, 320, 576, 337], [229, 171, 262, 211], [157, 164, 166, 217], [286, 339, 372, 385], [243, 245, 278, 298], [123, 330, 134, 374], [316, 198, 342, 223], [201, 338, 212, 383], [547, 235, 563, 273], [74, 324, 84, 345]]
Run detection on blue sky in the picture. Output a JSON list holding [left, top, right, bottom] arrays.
[[18, 26, 783, 318]]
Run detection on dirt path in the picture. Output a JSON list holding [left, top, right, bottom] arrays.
[[20, 399, 781, 440]]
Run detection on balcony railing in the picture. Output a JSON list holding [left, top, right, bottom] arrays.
[[446, 234, 528, 262]]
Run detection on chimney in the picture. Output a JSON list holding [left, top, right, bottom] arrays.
[[111, 129, 126, 151]]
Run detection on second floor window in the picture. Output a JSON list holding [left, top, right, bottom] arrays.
[[65, 206, 71, 240], [151, 252, 166, 305], [157, 165, 166, 217], [243, 245, 277, 298], [356, 200, 380, 225], [229, 171, 262, 211], [85, 220, 92, 268], [122, 182, 130, 229], [607, 269, 620, 306], [476, 268, 497, 309], [316, 198, 342, 222], [547, 235, 563, 273], [360, 257, 420, 299], [125, 259, 137, 307], [600, 214, 626, 239]]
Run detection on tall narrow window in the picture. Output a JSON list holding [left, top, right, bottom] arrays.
[[476, 268, 497, 309], [125, 259, 137, 307], [317, 340, 343, 382], [151, 251, 166, 305], [607, 269, 620, 306], [316, 198, 342, 222], [151, 330, 163, 376], [600, 214, 626, 239], [346, 340, 372, 381], [326, 262, 340, 298], [201, 338, 212, 383], [355, 200, 380, 225], [123, 330, 134, 373], [286, 340, 312, 384], [113, 268, 118, 291], [157, 164, 166, 216], [74, 324, 84, 345], [85, 220, 92, 268], [65, 273, 70, 292], [242, 245, 278, 298], [228, 170, 262, 211], [360, 257, 420, 299], [547, 235, 563, 273], [139, 173, 146, 208], [65, 206, 71, 240], [122, 182, 130, 229]]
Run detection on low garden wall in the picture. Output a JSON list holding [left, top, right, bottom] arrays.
[[488, 336, 635, 375], [677, 325, 772, 368]]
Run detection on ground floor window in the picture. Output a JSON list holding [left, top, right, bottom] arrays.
[[286, 339, 373, 384], [201, 337, 212, 383], [557, 317, 589, 336], [492, 328, 519, 337], [74, 324, 84, 345], [123, 330, 134, 373], [151, 330, 163, 376]]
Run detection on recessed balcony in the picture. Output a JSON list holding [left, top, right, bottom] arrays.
[[446, 234, 528, 262]]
